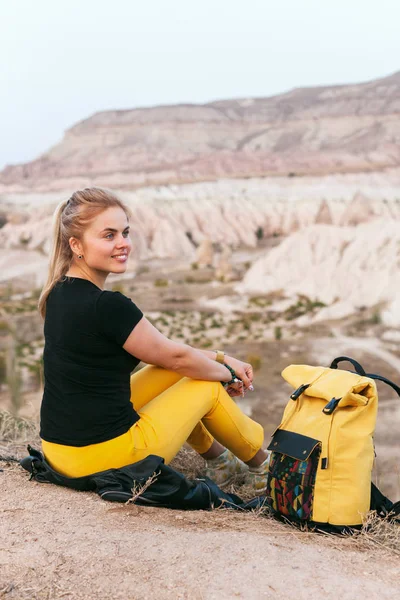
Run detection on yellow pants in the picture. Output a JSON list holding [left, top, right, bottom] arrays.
[[42, 365, 264, 477]]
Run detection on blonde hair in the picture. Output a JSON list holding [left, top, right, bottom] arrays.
[[38, 187, 130, 318]]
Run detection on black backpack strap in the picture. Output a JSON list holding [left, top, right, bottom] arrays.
[[330, 357, 400, 397], [329, 356, 366, 375], [364, 373, 400, 398], [390, 501, 400, 522], [370, 482, 393, 517]]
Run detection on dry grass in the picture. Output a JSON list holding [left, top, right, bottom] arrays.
[[0, 409, 40, 463], [353, 510, 400, 555], [126, 470, 160, 505], [0, 409, 39, 443], [170, 445, 205, 479]]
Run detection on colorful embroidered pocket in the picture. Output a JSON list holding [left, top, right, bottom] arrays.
[[266, 430, 321, 521]]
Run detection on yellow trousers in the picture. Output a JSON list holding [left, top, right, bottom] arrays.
[[42, 365, 264, 477]]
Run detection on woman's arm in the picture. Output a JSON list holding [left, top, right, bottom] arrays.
[[123, 317, 237, 384], [198, 349, 254, 389]]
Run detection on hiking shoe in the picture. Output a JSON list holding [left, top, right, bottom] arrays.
[[204, 449, 248, 488], [246, 451, 271, 496]]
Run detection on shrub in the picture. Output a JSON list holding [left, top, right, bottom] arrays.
[[137, 265, 150, 275], [0, 353, 6, 384], [210, 318, 222, 329], [200, 340, 213, 348], [284, 295, 326, 321], [0, 320, 10, 333], [274, 326, 282, 340], [246, 354, 262, 371], [371, 311, 381, 325], [154, 279, 168, 287], [248, 296, 271, 308]]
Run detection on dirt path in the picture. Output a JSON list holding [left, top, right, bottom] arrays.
[[1, 464, 399, 600], [329, 330, 400, 375]]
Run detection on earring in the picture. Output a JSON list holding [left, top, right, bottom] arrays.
[[78, 255, 83, 259]]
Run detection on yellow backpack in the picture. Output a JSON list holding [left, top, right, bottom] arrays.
[[266, 356, 399, 531]]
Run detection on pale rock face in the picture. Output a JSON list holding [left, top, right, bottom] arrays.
[[215, 244, 233, 281], [339, 191, 377, 226], [1, 174, 400, 262], [238, 219, 400, 325], [314, 200, 333, 225], [196, 239, 214, 267]]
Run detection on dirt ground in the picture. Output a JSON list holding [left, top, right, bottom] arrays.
[[1, 460, 399, 600]]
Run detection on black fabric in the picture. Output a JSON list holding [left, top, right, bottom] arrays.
[[20, 446, 267, 512], [329, 356, 367, 375], [364, 373, 400, 398], [267, 429, 321, 461], [370, 482, 394, 517], [40, 277, 143, 446]]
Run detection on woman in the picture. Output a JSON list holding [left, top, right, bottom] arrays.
[[38, 188, 270, 493]]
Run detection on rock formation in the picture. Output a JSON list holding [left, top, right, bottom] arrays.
[[1, 71, 400, 193], [195, 239, 214, 267], [314, 200, 333, 225], [340, 192, 377, 226], [215, 244, 233, 281], [238, 220, 400, 325], [1, 173, 400, 263]]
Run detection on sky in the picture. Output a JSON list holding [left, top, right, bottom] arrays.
[[1, 0, 399, 170]]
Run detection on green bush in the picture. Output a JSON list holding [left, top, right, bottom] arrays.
[[248, 296, 271, 308], [284, 295, 326, 321], [246, 354, 262, 371], [274, 326, 282, 340], [154, 279, 169, 287]]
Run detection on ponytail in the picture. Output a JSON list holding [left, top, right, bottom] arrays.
[[38, 200, 71, 318]]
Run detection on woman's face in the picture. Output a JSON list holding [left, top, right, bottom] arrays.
[[76, 206, 132, 276]]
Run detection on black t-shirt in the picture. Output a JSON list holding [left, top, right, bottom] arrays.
[[40, 277, 143, 446]]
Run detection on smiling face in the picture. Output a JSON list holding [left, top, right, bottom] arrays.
[[69, 206, 132, 284]]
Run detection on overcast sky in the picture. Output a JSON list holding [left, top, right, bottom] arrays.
[[1, 0, 399, 170]]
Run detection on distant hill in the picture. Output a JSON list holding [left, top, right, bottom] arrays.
[[1, 71, 400, 192]]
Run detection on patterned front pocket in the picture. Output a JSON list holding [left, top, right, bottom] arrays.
[[266, 430, 321, 521]]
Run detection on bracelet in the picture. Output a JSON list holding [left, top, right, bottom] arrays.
[[221, 363, 242, 388], [215, 350, 225, 364]]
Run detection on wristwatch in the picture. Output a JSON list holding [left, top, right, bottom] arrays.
[[215, 350, 225, 364]]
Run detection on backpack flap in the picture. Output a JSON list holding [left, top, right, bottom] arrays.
[[266, 429, 322, 522], [282, 365, 377, 409], [267, 429, 320, 461]]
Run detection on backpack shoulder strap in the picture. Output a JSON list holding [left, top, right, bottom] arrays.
[[330, 356, 400, 397], [329, 356, 366, 375], [364, 373, 400, 398]]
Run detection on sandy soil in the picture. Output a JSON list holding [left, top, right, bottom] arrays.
[[0, 461, 399, 600]]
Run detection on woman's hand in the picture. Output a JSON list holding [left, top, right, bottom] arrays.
[[225, 380, 246, 397], [223, 355, 254, 390]]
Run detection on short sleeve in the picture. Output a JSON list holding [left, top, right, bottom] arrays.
[[95, 291, 143, 346]]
